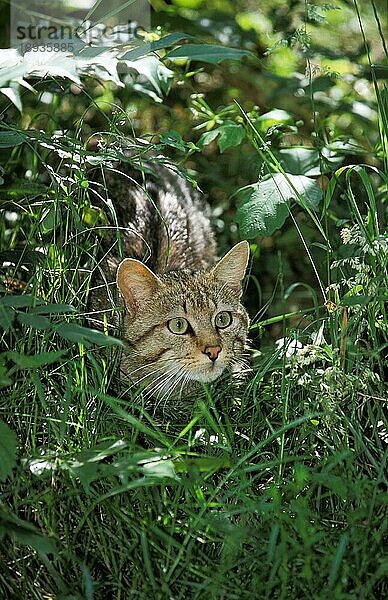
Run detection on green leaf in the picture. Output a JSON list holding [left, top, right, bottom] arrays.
[[7, 350, 67, 369], [166, 44, 253, 64], [55, 322, 125, 347], [235, 173, 322, 238], [29, 303, 76, 315], [217, 122, 245, 153], [274, 146, 344, 176], [254, 109, 293, 131], [197, 129, 220, 149], [40, 205, 59, 233], [0, 420, 17, 480], [159, 130, 186, 151], [17, 313, 51, 330], [1, 295, 44, 308], [125, 56, 174, 101], [0, 505, 57, 555], [120, 33, 196, 61], [0, 304, 14, 331], [0, 130, 26, 148], [341, 295, 372, 307]]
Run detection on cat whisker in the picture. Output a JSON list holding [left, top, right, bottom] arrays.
[[140, 363, 183, 400]]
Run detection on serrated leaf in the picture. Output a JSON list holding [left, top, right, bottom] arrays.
[[55, 322, 124, 347], [217, 122, 245, 152], [7, 350, 67, 369], [235, 173, 322, 238], [1, 295, 44, 308], [17, 312, 50, 330], [29, 303, 76, 315], [166, 44, 253, 64], [0, 420, 17, 480]]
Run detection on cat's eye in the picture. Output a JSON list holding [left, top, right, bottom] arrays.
[[215, 311, 232, 329], [167, 317, 190, 335]]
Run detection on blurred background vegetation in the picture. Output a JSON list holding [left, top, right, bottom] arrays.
[[0, 1, 387, 598]]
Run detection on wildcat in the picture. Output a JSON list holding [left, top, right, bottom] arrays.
[[89, 150, 250, 400]]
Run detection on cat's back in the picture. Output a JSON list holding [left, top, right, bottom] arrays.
[[89, 153, 216, 274]]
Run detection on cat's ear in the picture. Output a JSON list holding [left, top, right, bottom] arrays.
[[211, 241, 249, 293], [116, 259, 162, 315]]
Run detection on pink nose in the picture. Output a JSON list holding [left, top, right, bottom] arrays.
[[204, 346, 222, 362]]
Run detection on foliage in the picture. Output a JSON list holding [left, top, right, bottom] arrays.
[[0, 0, 387, 598]]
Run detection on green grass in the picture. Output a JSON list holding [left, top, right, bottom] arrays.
[[0, 143, 386, 597], [1, 2, 387, 598]]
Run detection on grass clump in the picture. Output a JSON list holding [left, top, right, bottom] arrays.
[[0, 1, 387, 598]]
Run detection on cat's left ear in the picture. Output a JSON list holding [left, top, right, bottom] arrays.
[[211, 241, 249, 293]]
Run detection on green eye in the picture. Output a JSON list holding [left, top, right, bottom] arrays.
[[167, 317, 190, 335], [215, 311, 232, 329]]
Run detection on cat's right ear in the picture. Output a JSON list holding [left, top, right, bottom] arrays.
[[116, 259, 162, 315], [211, 241, 250, 294]]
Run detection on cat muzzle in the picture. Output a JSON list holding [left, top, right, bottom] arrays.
[[203, 345, 222, 362]]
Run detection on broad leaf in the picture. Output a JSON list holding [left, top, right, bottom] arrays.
[[235, 173, 322, 238], [217, 122, 245, 152], [0, 420, 17, 480], [7, 350, 67, 369], [120, 33, 196, 61], [166, 43, 253, 64], [274, 146, 344, 176], [124, 56, 174, 101], [55, 322, 124, 347], [0, 304, 14, 331], [0, 130, 26, 148], [0, 505, 57, 554], [17, 313, 50, 330]]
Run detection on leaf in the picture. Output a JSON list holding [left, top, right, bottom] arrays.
[[22, 50, 81, 85], [7, 350, 67, 369], [1, 295, 44, 308], [235, 173, 322, 238], [140, 459, 178, 481], [124, 56, 174, 100], [159, 130, 186, 151], [55, 322, 125, 347], [274, 146, 344, 176], [0, 505, 57, 555], [217, 122, 245, 152], [29, 303, 76, 315], [254, 109, 293, 131], [17, 312, 50, 330], [197, 129, 220, 149], [0, 420, 17, 480], [0, 87, 22, 111], [120, 33, 196, 61], [0, 130, 26, 148], [341, 295, 372, 307], [39, 205, 59, 233], [0, 304, 14, 331], [0, 181, 49, 200], [166, 43, 253, 64]]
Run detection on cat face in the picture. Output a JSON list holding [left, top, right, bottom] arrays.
[[116, 242, 250, 398]]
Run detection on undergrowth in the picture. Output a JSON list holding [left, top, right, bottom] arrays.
[[0, 1, 387, 598]]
